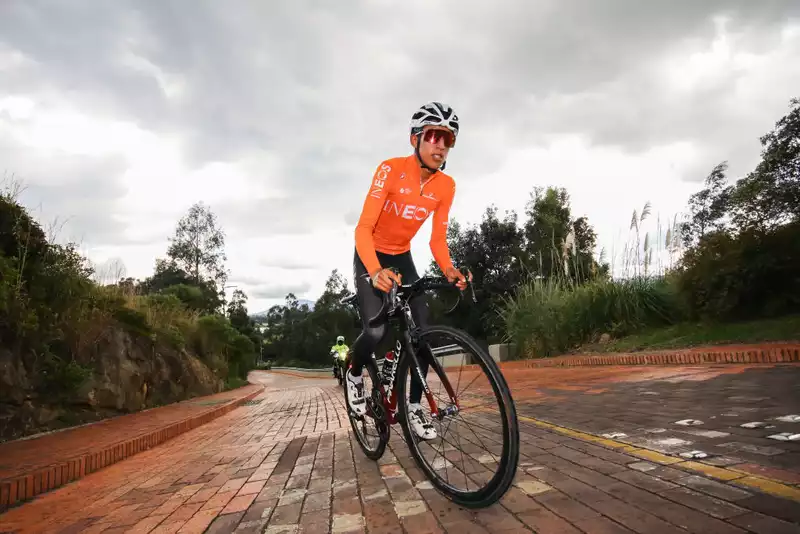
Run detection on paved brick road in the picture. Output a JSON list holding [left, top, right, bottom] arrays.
[[1, 366, 799, 533]]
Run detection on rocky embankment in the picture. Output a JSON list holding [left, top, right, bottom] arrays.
[[0, 327, 222, 442]]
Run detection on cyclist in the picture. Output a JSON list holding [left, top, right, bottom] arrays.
[[347, 101, 471, 440], [330, 335, 348, 378]]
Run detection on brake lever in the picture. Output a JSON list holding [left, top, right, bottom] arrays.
[[366, 280, 398, 327], [467, 279, 477, 303], [453, 264, 478, 304]]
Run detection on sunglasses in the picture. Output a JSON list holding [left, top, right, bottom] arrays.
[[421, 128, 456, 148]]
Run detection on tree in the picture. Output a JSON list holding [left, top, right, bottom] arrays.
[[226, 288, 262, 360], [311, 269, 360, 350], [728, 97, 800, 230], [227, 289, 250, 331], [258, 271, 362, 367], [675, 96, 800, 321], [571, 216, 608, 282], [427, 207, 527, 343], [314, 269, 351, 311], [681, 162, 731, 246], [166, 202, 228, 288], [522, 186, 605, 282], [523, 187, 572, 280]]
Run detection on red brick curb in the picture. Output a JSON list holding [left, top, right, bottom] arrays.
[[517, 342, 800, 368], [0, 384, 264, 512], [439, 342, 800, 372]]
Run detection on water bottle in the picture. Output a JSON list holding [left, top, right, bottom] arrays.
[[381, 351, 396, 385]]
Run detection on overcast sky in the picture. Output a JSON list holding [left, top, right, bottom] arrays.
[[1, 1, 799, 312]]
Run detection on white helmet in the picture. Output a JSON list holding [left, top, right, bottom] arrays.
[[336, 335, 344, 343], [410, 102, 459, 139]]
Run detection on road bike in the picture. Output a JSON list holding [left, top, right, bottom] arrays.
[[340, 276, 519, 509]]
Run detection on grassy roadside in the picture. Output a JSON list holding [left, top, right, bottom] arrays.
[[573, 314, 800, 354]]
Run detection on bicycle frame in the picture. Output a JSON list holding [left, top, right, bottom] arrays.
[[348, 295, 461, 426]]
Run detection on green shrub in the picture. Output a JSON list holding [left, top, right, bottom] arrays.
[[677, 222, 800, 320], [189, 315, 258, 379], [224, 376, 249, 390], [159, 284, 209, 312], [157, 325, 186, 350], [502, 276, 682, 358], [112, 306, 153, 337], [228, 333, 255, 379], [39, 352, 93, 397], [193, 314, 234, 358]]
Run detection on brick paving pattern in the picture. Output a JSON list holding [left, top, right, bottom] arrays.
[[0, 366, 799, 533], [509, 364, 800, 476]]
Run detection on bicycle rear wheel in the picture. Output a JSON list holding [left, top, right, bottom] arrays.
[[346, 358, 389, 461], [397, 325, 519, 508]]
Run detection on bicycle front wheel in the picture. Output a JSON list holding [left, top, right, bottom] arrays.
[[397, 325, 519, 508]]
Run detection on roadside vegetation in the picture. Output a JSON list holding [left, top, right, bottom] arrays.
[[1, 189, 262, 405]]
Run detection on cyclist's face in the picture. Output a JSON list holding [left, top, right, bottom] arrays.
[[412, 126, 453, 170]]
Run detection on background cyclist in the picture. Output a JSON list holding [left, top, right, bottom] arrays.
[[330, 335, 348, 377]]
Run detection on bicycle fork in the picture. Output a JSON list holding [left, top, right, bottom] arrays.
[[402, 331, 461, 421]]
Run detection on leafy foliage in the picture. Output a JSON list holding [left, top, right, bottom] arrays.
[[260, 270, 360, 366], [0, 193, 260, 399], [677, 222, 800, 320], [166, 202, 228, 292], [681, 162, 730, 246], [675, 97, 800, 320]]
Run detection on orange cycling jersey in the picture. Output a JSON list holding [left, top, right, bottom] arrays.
[[355, 155, 456, 277]]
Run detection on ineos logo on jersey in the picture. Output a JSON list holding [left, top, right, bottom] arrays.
[[369, 163, 392, 199], [383, 200, 430, 221]]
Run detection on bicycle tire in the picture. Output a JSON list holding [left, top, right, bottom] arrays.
[[347, 359, 389, 461], [397, 325, 519, 508]]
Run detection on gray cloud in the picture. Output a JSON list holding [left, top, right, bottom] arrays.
[[249, 281, 312, 300], [0, 132, 130, 246], [257, 256, 319, 271], [228, 275, 264, 287], [1, 0, 798, 249]]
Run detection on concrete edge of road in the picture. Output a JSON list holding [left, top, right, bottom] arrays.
[[0, 384, 264, 512], [518, 414, 800, 503]]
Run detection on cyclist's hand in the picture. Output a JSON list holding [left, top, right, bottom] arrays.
[[370, 268, 402, 293], [445, 266, 472, 291]]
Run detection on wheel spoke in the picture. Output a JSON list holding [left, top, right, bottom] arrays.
[[398, 325, 519, 508]]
